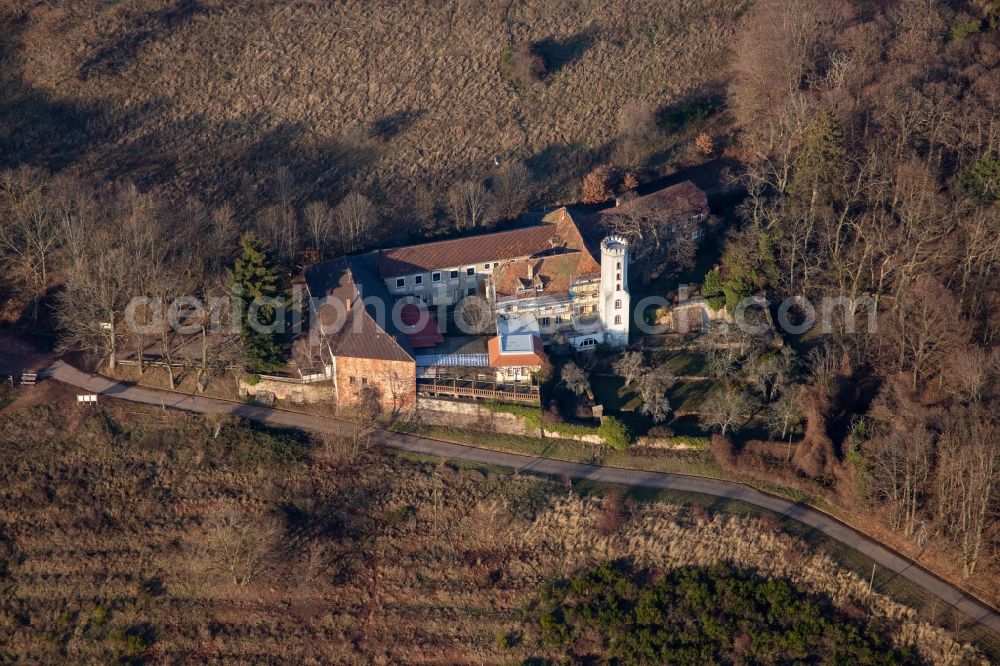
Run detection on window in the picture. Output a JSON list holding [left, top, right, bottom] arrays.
[[617, 283, 621, 291], [395, 277, 405, 288], [580, 338, 596, 348], [483, 263, 489, 270], [614, 315, 622, 325], [362, 377, 368, 385], [466, 267, 475, 276], [616, 272, 621, 281], [432, 271, 441, 283], [540, 317, 550, 326], [616, 261, 621, 269], [555, 315, 563, 324], [467, 287, 476, 296], [450, 269, 459, 280], [614, 299, 622, 309], [349, 376, 356, 385], [414, 274, 423, 285], [493, 262, 499, 268]]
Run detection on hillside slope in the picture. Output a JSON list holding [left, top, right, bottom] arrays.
[[1, 0, 740, 211]]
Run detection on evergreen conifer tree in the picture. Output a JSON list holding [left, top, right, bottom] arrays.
[[232, 233, 285, 372]]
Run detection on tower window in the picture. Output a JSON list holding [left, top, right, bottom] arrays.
[[616, 261, 621, 269], [614, 299, 622, 309], [614, 315, 622, 325], [616, 272, 621, 281]]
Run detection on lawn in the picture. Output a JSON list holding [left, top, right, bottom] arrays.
[[591, 371, 715, 438]]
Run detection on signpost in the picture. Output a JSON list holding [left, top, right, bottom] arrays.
[[76, 394, 98, 405]]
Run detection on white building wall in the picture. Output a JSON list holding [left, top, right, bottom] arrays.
[[598, 235, 630, 347]]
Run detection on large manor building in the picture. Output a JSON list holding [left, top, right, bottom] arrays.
[[298, 180, 707, 410]]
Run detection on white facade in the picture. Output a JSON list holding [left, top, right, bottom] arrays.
[[597, 235, 630, 347]]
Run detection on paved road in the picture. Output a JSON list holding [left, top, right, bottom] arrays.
[[29, 360, 1000, 634]]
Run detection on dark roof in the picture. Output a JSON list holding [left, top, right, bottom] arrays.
[[600, 180, 708, 222], [377, 208, 592, 277], [304, 255, 414, 363]]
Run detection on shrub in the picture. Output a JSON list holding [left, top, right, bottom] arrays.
[[694, 131, 714, 156], [529, 562, 913, 663], [502, 40, 546, 88], [598, 416, 631, 450], [581, 165, 613, 203]]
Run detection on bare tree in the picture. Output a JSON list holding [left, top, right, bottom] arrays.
[[56, 184, 161, 371], [943, 345, 994, 405], [447, 180, 493, 230], [0, 167, 63, 319], [335, 192, 377, 253], [207, 202, 238, 274], [561, 361, 590, 396], [767, 393, 804, 442], [204, 512, 280, 587], [302, 200, 335, 257], [454, 295, 494, 334], [701, 387, 749, 436], [881, 275, 967, 391], [935, 411, 998, 578], [868, 425, 934, 538], [612, 350, 647, 387], [608, 198, 699, 280], [490, 160, 532, 220], [637, 364, 675, 423], [614, 100, 659, 166]]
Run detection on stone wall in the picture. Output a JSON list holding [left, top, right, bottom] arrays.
[[415, 397, 610, 445], [661, 297, 732, 334], [415, 397, 535, 436], [239, 377, 335, 405]]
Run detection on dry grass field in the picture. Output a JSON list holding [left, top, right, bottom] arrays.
[[0, 383, 989, 664], [1, 0, 740, 214]]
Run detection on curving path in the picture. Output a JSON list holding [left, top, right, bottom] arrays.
[[30, 360, 1000, 634]]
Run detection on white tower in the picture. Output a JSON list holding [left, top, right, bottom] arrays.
[[598, 235, 630, 347]]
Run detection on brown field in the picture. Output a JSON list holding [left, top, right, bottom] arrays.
[[0, 383, 988, 664], [1, 0, 739, 215]]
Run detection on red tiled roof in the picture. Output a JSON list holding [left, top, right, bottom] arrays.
[[492, 252, 600, 298], [488, 335, 545, 367], [377, 208, 593, 278]]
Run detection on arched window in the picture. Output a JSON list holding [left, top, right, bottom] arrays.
[[614, 315, 622, 325], [614, 299, 622, 309]]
